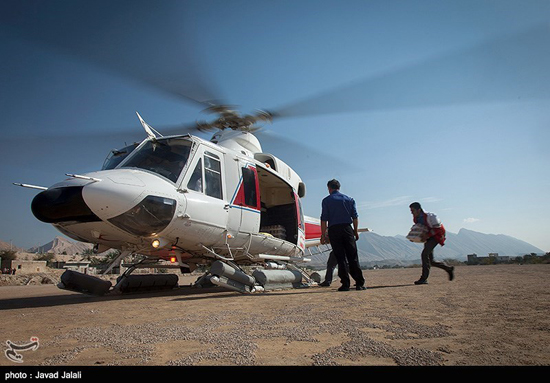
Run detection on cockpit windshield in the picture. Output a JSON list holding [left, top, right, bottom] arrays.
[[102, 143, 139, 170], [121, 138, 193, 183]]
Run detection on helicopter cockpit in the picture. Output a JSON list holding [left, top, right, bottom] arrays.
[[117, 137, 194, 183]]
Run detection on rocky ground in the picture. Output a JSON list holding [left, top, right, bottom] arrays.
[[0, 269, 65, 287], [0, 264, 549, 368]]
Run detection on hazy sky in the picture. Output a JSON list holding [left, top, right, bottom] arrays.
[[1, 0, 549, 251]]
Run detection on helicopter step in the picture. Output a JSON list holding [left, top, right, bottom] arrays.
[[58, 270, 112, 296]]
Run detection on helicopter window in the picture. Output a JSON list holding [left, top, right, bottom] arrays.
[[187, 159, 203, 192], [204, 153, 222, 199], [242, 167, 259, 209], [121, 138, 192, 183], [204, 151, 220, 160]]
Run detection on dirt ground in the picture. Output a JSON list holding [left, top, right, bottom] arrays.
[[0, 264, 549, 368]]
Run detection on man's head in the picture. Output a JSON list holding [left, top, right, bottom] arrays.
[[409, 202, 422, 218], [327, 179, 340, 193]]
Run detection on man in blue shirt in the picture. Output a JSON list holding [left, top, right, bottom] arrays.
[[320, 179, 366, 291]]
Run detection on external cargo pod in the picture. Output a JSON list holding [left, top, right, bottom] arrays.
[[310, 268, 338, 283], [252, 269, 304, 290], [210, 260, 255, 287]]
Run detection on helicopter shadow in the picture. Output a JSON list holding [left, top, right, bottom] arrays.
[[366, 283, 412, 290], [0, 282, 417, 310], [201, 283, 415, 298], [0, 285, 238, 311]]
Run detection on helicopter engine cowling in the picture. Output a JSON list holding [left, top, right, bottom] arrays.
[[213, 130, 262, 156]]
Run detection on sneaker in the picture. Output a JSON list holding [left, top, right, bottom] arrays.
[[319, 281, 330, 287], [338, 286, 350, 291], [414, 279, 428, 285], [356, 286, 367, 290], [448, 266, 455, 281]]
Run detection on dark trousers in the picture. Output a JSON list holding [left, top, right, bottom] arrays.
[[421, 237, 451, 280], [323, 251, 339, 284], [328, 224, 365, 288]]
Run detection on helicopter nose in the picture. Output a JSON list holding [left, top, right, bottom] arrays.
[[80, 172, 179, 237], [80, 174, 146, 220], [31, 186, 101, 224]]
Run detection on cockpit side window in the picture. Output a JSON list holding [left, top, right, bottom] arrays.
[[187, 158, 203, 192], [121, 138, 192, 183]]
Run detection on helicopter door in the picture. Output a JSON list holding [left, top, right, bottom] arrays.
[[227, 160, 261, 236], [294, 192, 306, 252], [183, 147, 228, 243]]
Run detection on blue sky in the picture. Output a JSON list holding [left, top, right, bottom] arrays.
[[1, 0, 549, 251]]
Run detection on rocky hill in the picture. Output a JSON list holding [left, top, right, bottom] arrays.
[[0, 239, 25, 252], [26, 236, 93, 255]]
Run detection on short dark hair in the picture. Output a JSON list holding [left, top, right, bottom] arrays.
[[327, 179, 340, 190], [409, 202, 422, 210]]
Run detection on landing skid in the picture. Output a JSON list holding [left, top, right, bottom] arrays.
[[57, 257, 181, 296], [57, 253, 330, 296]]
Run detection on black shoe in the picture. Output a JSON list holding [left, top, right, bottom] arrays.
[[448, 266, 455, 281], [319, 281, 330, 287], [356, 286, 367, 290], [338, 286, 350, 291], [414, 279, 428, 285]]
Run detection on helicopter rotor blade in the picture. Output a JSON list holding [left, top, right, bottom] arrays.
[[1, 116, 207, 152], [253, 128, 361, 180], [269, 24, 550, 119], [0, 0, 223, 109]]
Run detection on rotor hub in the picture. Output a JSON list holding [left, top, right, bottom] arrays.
[[197, 106, 273, 133]]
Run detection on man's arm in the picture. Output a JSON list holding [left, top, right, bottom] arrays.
[[320, 197, 329, 244], [320, 220, 328, 244], [351, 198, 359, 241], [352, 218, 359, 241]]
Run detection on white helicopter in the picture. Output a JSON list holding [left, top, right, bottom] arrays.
[[5, 1, 355, 295], [5, 0, 375, 296], [17, 104, 341, 295]]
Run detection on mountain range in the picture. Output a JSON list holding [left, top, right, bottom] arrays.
[[0, 237, 92, 255], [1, 228, 545, 267], [351, 228, 544, 267], [27, 236, 93, 255], [307, 228, 544, 267]]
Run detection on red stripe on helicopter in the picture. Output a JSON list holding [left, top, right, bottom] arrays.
[[305, 222, 322, 240]]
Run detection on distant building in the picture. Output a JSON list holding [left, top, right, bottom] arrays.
[[63, 261, 91, 274], [4, 260, 48, 274], [467, 253, 510, 265]]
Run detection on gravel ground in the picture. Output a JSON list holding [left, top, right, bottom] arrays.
[[0, 264, 549, 367]]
